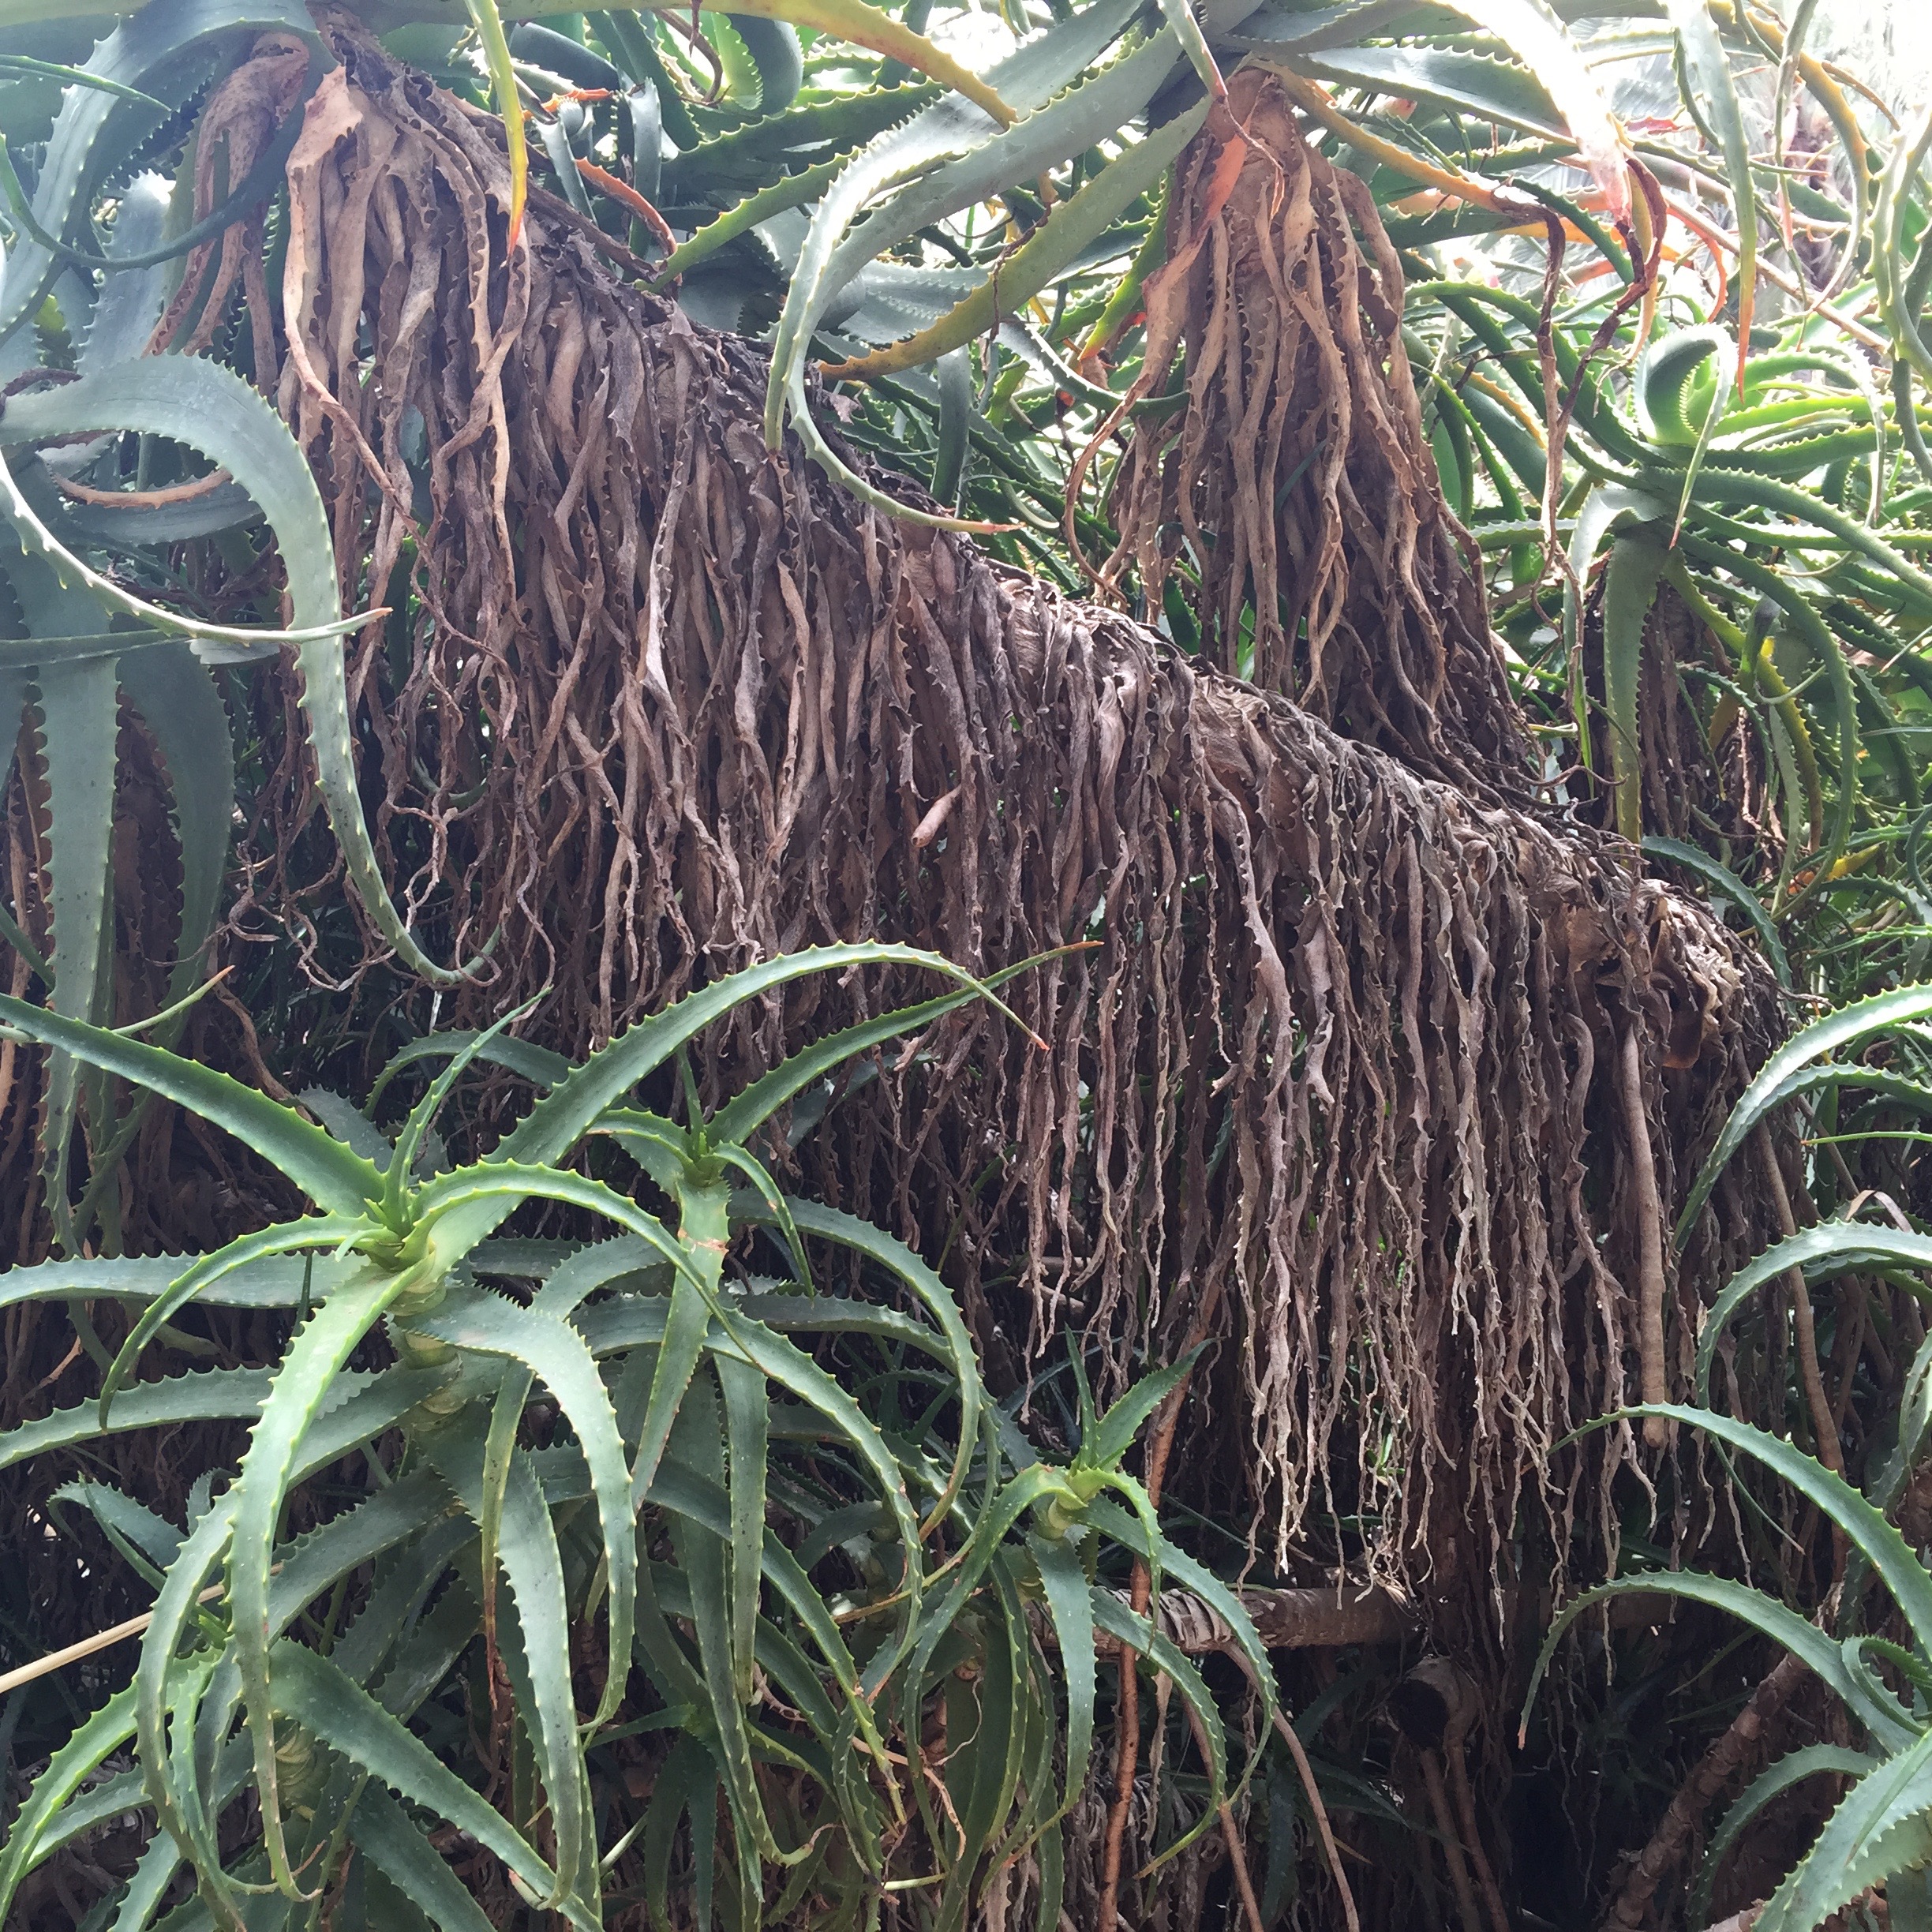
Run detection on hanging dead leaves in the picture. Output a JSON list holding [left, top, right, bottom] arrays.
[[6, 23, 1784, 1645], [1103, 71, 1527, 795]]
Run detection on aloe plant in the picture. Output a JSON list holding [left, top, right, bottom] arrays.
[[0, 942, 1271, 1931], [0, 2, 507, 1252], [1526, 982, 1932, 1930], [1526, 1399, 1932, 1932]]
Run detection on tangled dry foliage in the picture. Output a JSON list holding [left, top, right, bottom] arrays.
[[2, 28, 1788, 1661], [1102, 69, 1526, 796]]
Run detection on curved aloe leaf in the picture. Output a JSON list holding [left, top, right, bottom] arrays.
[[350, 1783, 499, 1932], [0, 1365, 271, 1473], [0, 1689, 138, 1926], [270, 1642, 581, 1924], [429, 1417, 595, 1912], [0, 0, 321, 347], [0, 990, 384, 1211], [0, 359, 477, 983], [225, 1270, 422, 1900], [409, 1281, 637, 1731], [1758, 1729, 1932, 1932], [1642, 836, 1789, 985], [1696, 1225, 1932, 1406], [1526, 1567, 1915, 1752], [1677, 984, 1932, 1243], [1692, 1743, 1883, 1928]]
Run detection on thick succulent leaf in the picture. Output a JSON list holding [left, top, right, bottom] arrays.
[[28, 652, 120, 1226], [1661, 0, 1754, 343], [1677, 984, 1932, 1241], [1692, 1744, 1885, 1930], [716, 1350, 769, 1709], [503, 943, 990, 1171], [0, 1249, 367, 1316], [668, 1380, 781, 1869], [1090, 1587, 1229, 1866], [1028, 1533, 1095, 1831], [300, 1088, 398, 1170], [629, 1271, 711, 1512], [114, 643, 233, 1005], [1695, 1225, 1932, 1406], [349, 1784, 498, 1932], [1087, 1349, 1203, 1473], [77, 171, 173, 372], [0, 1363, 271, 1472], [369, 1028, 571, 1111], [760, 1196, 980, 1524], [1758, 1730, 1932, 1932], [47, 1476, 183, 1584], [225, 1269, 420, 1899], [1871, 1327, 1932, 1519], [575, 1286, 942, 1360], [100, 1216, 376, 1423], [763, 0, 1148, 447], [829, 100, 1206, 380], [408, 1159, 696, 1289], [0, 358, 474, 983], [1601, 533, 1667, 844], [1642, 837, 1789, 985], [0, 1687, 137, 1926], [1292, 43, 1565, 137], [1526, 1567, 1916, 1752], [409, 1280, 636, 1731], [1434, 0, 1627, 220], [428, 1425, 593, 1911], [268, 1642, 578, 1924], [1636, 1404, 1932, 1658], [0, 994, 384, 1213]]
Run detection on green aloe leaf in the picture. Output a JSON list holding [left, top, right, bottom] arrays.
[[0, 1688, 138, 1926], [0, 0, 321, 346], [1758, 1730, 1932, 1932], [1677, 983, 1932, 1241], [409, 1280, 638, 1731], [100, 1217, 376, 1424], [827, 98, 1204, 381], [0, 1364, 271, 1473], [504, 943, 995, 1170], [1642, 837, 1789, 985], [1601, 532, 1668, 844], [29, 651, 120, 1238], [269, 1642, 579, 1924], [1526, 1567, 1915, 1751], [1695, 1224, 1932, 1406], [1693, 1744, 1882, 1930], [434, 1423, 596, 1913], [668, 1380, 782, 1875], [1028, 1533, 1095, 1831], [717, 1351, 769, 1709], [1090, 1586, 1229, 1868], [349, 1784, 498, 1932], [0, 995, 384, 1213], [225, 1269, 424, 1900], [759, 1196, 981, 1526], [0, 358, 477, 983]]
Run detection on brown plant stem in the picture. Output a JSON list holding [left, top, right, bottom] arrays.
[[1754, 1125, 1843, 1473], [1446, 1734, 1512, 1932], [1619, 1024, 1672, 1446], [1604, 1650, 1807, 1929], [1182, 1701, 1265, 1932], [1421, 1747, 1487, 1932], [1271, 1708, 1363, 1932]]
